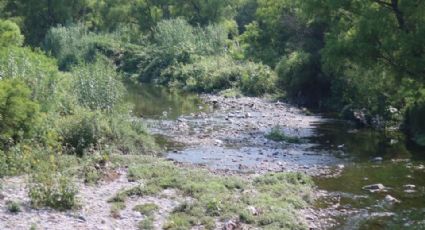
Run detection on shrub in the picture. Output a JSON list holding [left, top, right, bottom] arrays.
[[0, 144, 32, 176], [0, 47, 61, 112], [58, 109, 156, 156], [265, 126, 302, 143], [276, 50, 330, 107], [164, 55, 275, 96], [58, 110, 110, 156], [28, 168, 77, 210], [71, 60, 124, 112], [44, 24, 95, 70], [405, 95, 425, 146], [154, 19, 226, 57], [138, 19, 228, 83], [6, 201, 21, 213], [0, 79, 40, 146], [0, 20, 24, 47]]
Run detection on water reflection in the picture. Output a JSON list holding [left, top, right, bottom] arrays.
[[124, 81, 208, 119], [311, 120, 425, 229]]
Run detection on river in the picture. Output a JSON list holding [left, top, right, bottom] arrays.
[[126, 82, 425, 229]]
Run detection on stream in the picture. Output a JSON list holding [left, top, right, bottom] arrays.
[[126, 82, 425, 229]]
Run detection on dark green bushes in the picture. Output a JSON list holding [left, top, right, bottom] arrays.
[[405, 95, 425, 146], [135, 19, 276, 96], [0, 79, 40, 146], [276, 51, 330, 107]]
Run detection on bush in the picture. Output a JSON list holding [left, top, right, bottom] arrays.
[[0, 144, 32, 177], [58, 109, 156, 156], [71, 60, 124, 112], [154, 19, 227, 57], [28, 158, 77, 210], [0, 79, 40, 146], [164, 55, 276, 96], [265, 126, 302, 143], [138, 19, 228, 83], [6, 201, 21, 213], [57, 110, 108, 156], [44, 24, 94, 70], [0, 47, 61, 112], [405, 95, 425, 146], [0, 20, 24, 47], [276, 50, 330, 107]]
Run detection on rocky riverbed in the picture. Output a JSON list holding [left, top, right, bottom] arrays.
[[146, 95, 343, 176]]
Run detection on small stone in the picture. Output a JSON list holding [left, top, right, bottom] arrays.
[[247, 206, 259, 216], [214, 139, 223, 146], [362, 183, 385, 192], [371, 157, 383, 162], [403, 184, 416, 190], [223, 220, 240, 230], [384, 195, 400, 203]]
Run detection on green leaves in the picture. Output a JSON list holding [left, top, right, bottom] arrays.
[[71, 60, 124, 112], [0, 20, 24, 47], [0, 79, 40, 144]]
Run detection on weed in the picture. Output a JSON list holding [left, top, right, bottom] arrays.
[[114, 156, 312, 229], [28, 164, 77, 211], [6, 201, 21, 213], [110, 202, 126, 218], [138, 216, 155, 230], [133, 203, 159, 216], [265, 126, 302, 143]]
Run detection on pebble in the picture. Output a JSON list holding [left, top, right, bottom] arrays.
[[384, 195, 400, 203], [362, 183, 385, 192]]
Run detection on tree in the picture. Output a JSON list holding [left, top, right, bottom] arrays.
[[4, 0, 93, 45], [0, 79, 40, 145], [0, 19, 23, 47]]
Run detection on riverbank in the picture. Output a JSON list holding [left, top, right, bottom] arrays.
[[0, 95, 325, 229]]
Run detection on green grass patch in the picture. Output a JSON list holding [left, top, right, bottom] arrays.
[[111, 156, 313, 229], [138, 216, 155, 230], [110, 202, 126, 218], [265, 126, 302, 143], [6, 201, 21, 213], [133, 203, 159, 216]]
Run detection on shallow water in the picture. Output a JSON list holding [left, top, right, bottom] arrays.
[[126, 82, 425, 229], [125, 82, 207, 119], [311, 121, 425, 229]]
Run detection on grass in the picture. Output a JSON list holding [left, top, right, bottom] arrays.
[[138, 216, 155, 230], [265, 126, 302, 143], [7, 201, 21, 213], [133, 203, 159, 216], [110, 202, 126, 218], [110, 155, 313, 229]]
